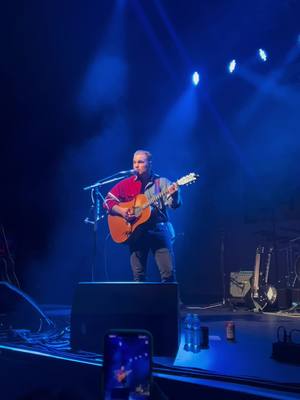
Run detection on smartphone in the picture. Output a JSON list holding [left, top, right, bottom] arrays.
[[103, 329, 153, 400]]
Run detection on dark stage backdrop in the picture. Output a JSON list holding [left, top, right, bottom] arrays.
[[1, 0, 300, 304]]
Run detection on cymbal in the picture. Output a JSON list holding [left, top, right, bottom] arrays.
[[253, 230, 292, 242], [278, 226, 300, 234]]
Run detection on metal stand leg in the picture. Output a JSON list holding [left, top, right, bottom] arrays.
[[186, 228, 232, 311]]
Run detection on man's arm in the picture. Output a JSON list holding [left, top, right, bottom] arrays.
[[103, 189, 121, 212], [104, 179, 137, 222], [168, 183, 181, 208], [163, 178, 181, 209], [105, 194, 136, 222], [111, 205, 137, 222]]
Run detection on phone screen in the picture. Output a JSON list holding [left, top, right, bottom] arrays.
[[103, 330, 152, 400]]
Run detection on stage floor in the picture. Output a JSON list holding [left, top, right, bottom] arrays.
[[176, 305, 300, 385], [44, 304, 300, 385], [0, 304, 299, 399]]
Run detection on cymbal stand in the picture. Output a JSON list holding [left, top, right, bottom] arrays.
[[289, 236, 300, 288]]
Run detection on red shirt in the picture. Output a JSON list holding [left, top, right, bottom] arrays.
[[104, 175, 144, 212]]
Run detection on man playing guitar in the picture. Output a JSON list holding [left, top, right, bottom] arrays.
[[104, 149, 181, 282]]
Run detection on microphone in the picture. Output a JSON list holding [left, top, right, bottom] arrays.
[[118, 169, 136, 175]]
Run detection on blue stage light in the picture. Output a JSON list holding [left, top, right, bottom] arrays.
[[258, 48, 267, 62], [228, 59, 236, 73], [192, 71, 200, 86]]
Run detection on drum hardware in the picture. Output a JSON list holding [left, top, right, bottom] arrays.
[[293, 255, 300, 287], [254, 228, 296, 292], [250, 216, 300, 296], [271, 233, 300, 289], [253, 230, 292, 244], [286, 236, 300, 288], [278, 227, 300, 234]]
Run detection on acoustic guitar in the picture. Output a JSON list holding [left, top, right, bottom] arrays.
[[108, 173, 198, 243]]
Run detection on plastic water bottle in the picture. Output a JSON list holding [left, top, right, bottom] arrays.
[[183, 313, 193, 351], [191, 314, 201, 353]]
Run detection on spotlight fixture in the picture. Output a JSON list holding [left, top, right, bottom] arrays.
[[228, 59, 236, 73], [258, 48, 267, 62], [192, 71, 200, 86]]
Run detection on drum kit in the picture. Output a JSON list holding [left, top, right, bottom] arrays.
[[251, 226, 300, 311], [255, 227, 300, 283], [283, 231, 300, 287]]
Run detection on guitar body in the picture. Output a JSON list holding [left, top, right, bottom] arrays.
[[107, 172, 198, 243], [252, 284, 277, 310], [107, 194, 151, 243], [251, 246, 277, 311]]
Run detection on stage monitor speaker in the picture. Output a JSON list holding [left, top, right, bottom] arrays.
[[291, 288, 300, 303], [0, 281, 52, 331], [277, 288, 292, 309], [71, 282, 179, 357], [230, 271, 253, 299]]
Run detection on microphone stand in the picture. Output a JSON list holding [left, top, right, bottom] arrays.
[[203, 228, 227, 309], [83, 173, 129, 282], [186, 227, 230, 311]]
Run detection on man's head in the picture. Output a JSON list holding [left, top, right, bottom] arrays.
[[133, 150, 152, 178]]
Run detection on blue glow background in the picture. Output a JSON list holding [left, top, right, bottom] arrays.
[[1, 0, 300, 304]]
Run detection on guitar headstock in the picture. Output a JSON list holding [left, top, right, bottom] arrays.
[[177, 172, 199, 187], [256, 245, 264, 255]]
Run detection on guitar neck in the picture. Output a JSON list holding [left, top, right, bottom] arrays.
[[142, 183, 175, 209], [264, 247, 273, 284], [253, 252, 261, 294], [141, 172, 197, 210]]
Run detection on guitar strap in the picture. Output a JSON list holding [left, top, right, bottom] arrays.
[[153, 177, 164, 211], [153, 178, 175, 241], [154, 178, 160, 195]]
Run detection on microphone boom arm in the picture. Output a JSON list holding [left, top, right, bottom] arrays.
[[83, 174, 126, 191]]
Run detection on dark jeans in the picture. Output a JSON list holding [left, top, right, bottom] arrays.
[[129, 222, 175, 282]]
